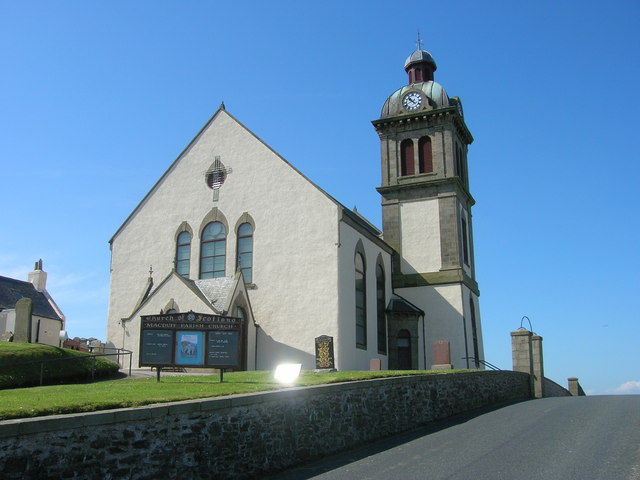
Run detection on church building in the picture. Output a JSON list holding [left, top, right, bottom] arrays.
[[106, 47, 484, 372]]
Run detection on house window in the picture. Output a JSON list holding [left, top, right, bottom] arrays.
[[376, 263, 387, 354], [236, 223, 253, 284], [200, 221, 226, 279], [355, 252, 367, 348], [175, 231, 191, 278], [400, 139, 415, 176], [418, 136, 433, 173], [461, 217, 470, 266]]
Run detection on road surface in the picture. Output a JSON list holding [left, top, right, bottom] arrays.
[[269, 395, 640, 480]]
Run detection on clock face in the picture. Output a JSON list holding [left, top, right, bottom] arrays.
[[402, 91, 422, 111]]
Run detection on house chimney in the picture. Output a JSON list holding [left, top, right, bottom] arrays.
[[28, 259, 47, 292]]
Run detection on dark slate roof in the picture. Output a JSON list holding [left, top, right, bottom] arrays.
[[387, 296, 425, 315], [0, 276, 62, 320]]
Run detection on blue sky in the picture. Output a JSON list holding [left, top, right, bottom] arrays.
[[1, 1, 638, 395]]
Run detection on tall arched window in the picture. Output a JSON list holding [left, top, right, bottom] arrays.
[[175, 231, 191, 278], [376, 263, 387, 354], [418, 136, 433, 173], [461, 216, 470, 266], [470, 298, 480, 368], [200, 222, 226, 279], [355, 252, 367, 349], [400, 139, 414, 176], [236, 223, 253, 284]]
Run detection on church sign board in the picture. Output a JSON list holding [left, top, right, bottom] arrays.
[[139, 312, 244, 370]]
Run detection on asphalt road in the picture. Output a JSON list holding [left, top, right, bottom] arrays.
[[269, 396, 640, 480]]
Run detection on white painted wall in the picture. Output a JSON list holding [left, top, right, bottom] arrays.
[[336, 222, 392, 371], [397, 284, 465, 369], [399, 199, 441, 274], [33, 316, 62, 346], [107, 110, 341, 371]]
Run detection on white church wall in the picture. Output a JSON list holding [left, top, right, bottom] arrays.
[[399, 198, 441, 275], [460, 286, 485, 368], [336, 222, 391, 371], [107, 110, 342, 371], [397, 284, 467, 369]]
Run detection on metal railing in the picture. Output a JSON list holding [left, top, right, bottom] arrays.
[[462, 357, 502, 371], [0, 346, 132, 387]]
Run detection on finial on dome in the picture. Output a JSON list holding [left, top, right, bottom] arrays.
[[417, 30, 422, 51]]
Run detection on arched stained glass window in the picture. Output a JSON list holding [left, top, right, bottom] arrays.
[[355, 252, 367, 348], [200, 222, 226, 279], [418, 136, 433, 173], [176, 231, 191, 278], [400, 139, 415, 176], [236, 223, 253, 284], [376, 263, 387, 354]]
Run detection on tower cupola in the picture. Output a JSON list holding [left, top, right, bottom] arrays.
[[404, 49, 437, 84]]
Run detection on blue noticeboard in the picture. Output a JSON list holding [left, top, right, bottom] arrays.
[[175, 331, 204, 365], [139, 312, 244, 369]]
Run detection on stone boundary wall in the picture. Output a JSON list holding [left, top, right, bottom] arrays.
[[0, 371, 530, 479], [543, 376, 571, 397]]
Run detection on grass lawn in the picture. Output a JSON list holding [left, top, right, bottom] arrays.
[[0, 369, 464, 421]]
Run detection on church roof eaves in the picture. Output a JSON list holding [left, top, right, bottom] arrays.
[[125, 271, 218, 321], [109, 105, 229, 245]]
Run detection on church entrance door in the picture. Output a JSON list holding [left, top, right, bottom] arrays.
[[397, 329, 412, 370]]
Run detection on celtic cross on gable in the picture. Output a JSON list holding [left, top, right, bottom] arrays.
[[205, 155, 233, 202]]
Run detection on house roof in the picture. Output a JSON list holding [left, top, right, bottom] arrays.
[[0, 276, 63, 321]]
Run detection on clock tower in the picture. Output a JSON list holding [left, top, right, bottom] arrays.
[[373, 47, 484, 369]]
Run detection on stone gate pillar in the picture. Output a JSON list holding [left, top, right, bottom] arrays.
[[531, 334, 544, 398], [511, 328, 533, 397]]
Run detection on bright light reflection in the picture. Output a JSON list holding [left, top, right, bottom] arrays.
[[274, 363, 302, 384]]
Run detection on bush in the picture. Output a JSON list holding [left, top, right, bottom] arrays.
[[0, 343, 120, 389]]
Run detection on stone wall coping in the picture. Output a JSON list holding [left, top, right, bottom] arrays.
[[0, 370, 527, 439]]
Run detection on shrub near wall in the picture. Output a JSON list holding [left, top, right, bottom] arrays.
[[0, 371, 531, 480]]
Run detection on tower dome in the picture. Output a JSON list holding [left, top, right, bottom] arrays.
[[404, 49, 437, 72], [379, 81, 450, 118]]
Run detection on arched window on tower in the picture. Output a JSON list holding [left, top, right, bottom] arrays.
[[400, 139, 415, 176], [200, 222, 226, 279], [376, 263, 387, 354], [461, 216, 470, 266], [175, 231, 191, 278], [418, 136, 433, 174], [236, 223, 253, 284], [355, 251, 367, 349]]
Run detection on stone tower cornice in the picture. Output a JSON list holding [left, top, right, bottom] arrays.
[[372, 107, 473, 145]]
